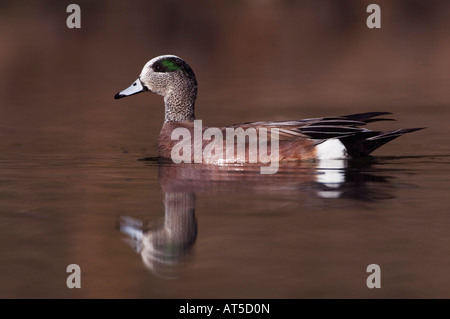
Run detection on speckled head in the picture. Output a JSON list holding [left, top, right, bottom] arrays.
[[115, 55, 198, 123]]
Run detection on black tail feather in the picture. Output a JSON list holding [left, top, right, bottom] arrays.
[[367, 127, 424, 141], [339, 127, 425, 157]]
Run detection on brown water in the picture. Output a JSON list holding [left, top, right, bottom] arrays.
[[1, 1, 450, 298]]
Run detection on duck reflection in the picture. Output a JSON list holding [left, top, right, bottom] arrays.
[[120, 191, 197, 279], [120, 157, 393, 277], [315, 157, 394, 200]]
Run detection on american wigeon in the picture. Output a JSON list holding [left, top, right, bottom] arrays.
[[114, 55, 423, 164]]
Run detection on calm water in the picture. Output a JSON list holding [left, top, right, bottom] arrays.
[[1, 1, 449, 298], [1, 103, 449, 299]]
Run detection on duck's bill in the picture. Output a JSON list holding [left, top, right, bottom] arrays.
[[114, 78, 148, 99]]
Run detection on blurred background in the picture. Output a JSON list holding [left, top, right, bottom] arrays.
[[0, 0, 448, 139], [0, 0, 449, 299]]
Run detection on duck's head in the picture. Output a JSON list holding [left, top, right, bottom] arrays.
[[115, 55, 197, 123]]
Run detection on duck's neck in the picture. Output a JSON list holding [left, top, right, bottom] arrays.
[[164, 86, 197, 123]]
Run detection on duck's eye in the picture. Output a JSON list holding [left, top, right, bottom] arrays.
[[154, 64, 162, 72]]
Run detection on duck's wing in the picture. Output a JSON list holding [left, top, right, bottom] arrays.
[[228, 112, 424, 156], [229, 112, 393, 140]]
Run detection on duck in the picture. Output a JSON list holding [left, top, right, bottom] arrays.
[[114, 54, 423, 167]]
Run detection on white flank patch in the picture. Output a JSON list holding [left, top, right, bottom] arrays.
[[316, 139, 347, 159]]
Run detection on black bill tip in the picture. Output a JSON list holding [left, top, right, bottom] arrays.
[[114, 93, 124, 100]]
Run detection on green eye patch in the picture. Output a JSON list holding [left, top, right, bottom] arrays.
[[161, 59, 181, 72], [153, 58, 182, 72]]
